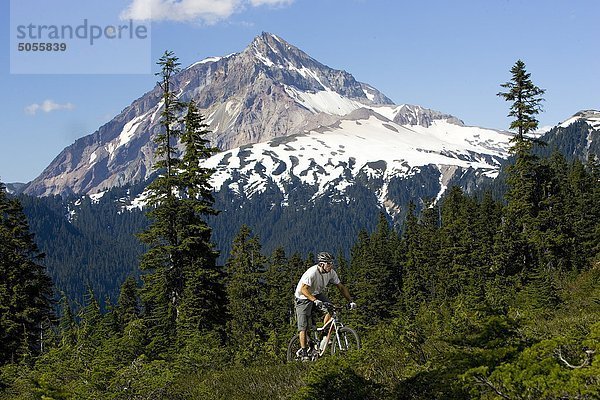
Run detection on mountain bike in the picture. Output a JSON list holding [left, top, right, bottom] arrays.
[[287, 303, 360, 362]]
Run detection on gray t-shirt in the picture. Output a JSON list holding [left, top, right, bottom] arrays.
[[294, 264, 340, 299]]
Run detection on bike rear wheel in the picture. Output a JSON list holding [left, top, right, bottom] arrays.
[[286, 334, 301, 362], [287, 334, 319, 362], [331, 327, 360, 355]]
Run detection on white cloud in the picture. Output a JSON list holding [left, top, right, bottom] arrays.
[[120, 0, 294, 23], [249, 0, 294, 6], [120, 0, 238, 23], [25, 100, 75, 115]]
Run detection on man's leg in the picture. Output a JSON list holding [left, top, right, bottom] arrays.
[[295, 299, 311, 356], [299, 329, 307, 349], [315, 294, 332, 328]]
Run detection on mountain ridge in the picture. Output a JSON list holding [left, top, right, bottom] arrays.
[[20, 32, 599, 200]]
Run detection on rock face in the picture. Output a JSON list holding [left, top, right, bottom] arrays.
[[23, 32, 393, 197], [539, 109, 600, 161]]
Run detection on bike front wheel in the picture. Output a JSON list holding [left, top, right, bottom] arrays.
[[331, 327, 360, 355]]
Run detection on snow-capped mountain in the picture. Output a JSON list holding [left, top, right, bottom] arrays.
[[558, 110, 600, 131], [22, 31, 531, 206], [541, 109, 600, 160], [23, 32, 392, 197]]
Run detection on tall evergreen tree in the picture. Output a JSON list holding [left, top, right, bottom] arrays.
[[497, 59, 546, 144], [570, 156, 600, 265], [0, 181, 54, 365], [399, 202, 422, 315], [349, 229, 373, 326], [535, 151, 575, 273], [496, 59, 546, 279], [225, 225, 269, 360], [351, 213, 399, 326], [77, 288, 103, 347], [176, 101, 224, 341], [438, 186, 482, 301], [137, 51, 185, 354], [287, 252, 306, 326], [116, 276, 141, 329], [58, 293, 76, 347], [179, 100, 219, 201], [264, 247, 291, 332], [260, 247, 296, 359], [419, 202, 441, 301], [474, 191, 503, 271], [138, 51, 222, 355]]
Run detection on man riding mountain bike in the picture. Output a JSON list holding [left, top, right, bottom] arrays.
[[294, 251, 357, 360]]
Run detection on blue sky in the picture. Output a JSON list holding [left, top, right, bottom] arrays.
[[1, 0, 598, 183]]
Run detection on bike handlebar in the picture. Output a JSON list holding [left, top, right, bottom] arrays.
[[322, 302, 354, 311]]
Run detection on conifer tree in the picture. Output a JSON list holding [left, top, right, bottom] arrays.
[[179, 100, 219, 201], [400, 201, 440, 314], [334, 249, 350, 283], [399, 202, 424, 315], [288, 251, 306, 289], [264, 247, 291, 332], [137, 51, 184, 354], [225, 225, 269, 360], [116, 276, 140, 329], [138, 51, 222, 355], [77, 288, 103, 342], [419, 202, 441, 301], [176, 101, 224, 341], [475, 192, 502, 270], [535, 151, 574, 272], [351, 213, 399, 325], [349, 229, 372, 326], [496, 60, 546, 279], [330, 249, 352, 306], [438, 186, 481, 300], [58, 293, 76, 347], [287, 252, 306, 326], [260, 247, 296, 359], [570, 156, 600, 264], [0, 181, 54, 365], [497, 59, 546, 144]]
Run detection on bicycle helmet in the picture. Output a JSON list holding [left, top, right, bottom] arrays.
[[317, 252, 334, 263]]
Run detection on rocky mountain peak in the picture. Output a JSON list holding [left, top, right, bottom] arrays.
[[240, 32, 393, 105], [247, 32, 308, 67]]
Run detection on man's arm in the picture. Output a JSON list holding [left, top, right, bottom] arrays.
[[336, 283, 352, 302], [300, 284, 317, 302]]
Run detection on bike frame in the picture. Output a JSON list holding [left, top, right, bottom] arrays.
[[314, 307, 344, 356]]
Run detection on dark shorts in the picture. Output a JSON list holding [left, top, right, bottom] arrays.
[[295, 293, 330, 332]]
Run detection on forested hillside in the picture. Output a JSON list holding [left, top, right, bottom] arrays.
[[1, 59, 599, 399], [18, 186, 148, 306]]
